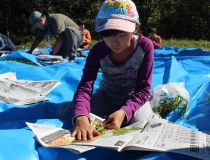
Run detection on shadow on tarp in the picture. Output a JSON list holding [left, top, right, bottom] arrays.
[[0, 101, 60, 125], [135, 151, 200, 160], [37, 147, 200, 160], [176, 82, 210, 131]]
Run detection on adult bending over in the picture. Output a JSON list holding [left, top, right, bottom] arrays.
[[27, 11, 83, 62]]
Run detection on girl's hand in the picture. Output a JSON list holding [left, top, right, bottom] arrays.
[[102, 110, 126, 129], [71, 116, 100, 140]]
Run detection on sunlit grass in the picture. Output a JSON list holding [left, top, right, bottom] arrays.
[[16, 40, 49, 50], [16, 38, 210, 50], [162, 39, 210, 50]]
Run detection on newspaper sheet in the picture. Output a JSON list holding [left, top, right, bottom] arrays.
[[26, 113, 105, 154], [36, 55, 66, 66], [121, 118, 210, 160], [37, 55, 64, 61], [27, 114, 210, 159], [26, 113, 145, 153], [10, 80, 61, 95], [0, 72, 61, 105], [26, 122, 95, 154]]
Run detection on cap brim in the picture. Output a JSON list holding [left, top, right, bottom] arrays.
[[95, 18, 135, 32]]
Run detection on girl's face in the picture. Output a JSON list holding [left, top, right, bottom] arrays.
[[103, 32, 133, 54]]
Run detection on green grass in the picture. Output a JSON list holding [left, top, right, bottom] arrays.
[[162, 39, 210, 50], [16, 39, 99, 50], [16, 38, 210, 50]]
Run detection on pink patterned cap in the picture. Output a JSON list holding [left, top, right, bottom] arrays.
[[95, 0, 139, 32]]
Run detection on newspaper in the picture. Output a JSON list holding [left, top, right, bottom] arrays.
[[36, 55, 66, 66], [26, 113, 210, 159], [0, 72, 61, 105], [26, 113, 104, 154]]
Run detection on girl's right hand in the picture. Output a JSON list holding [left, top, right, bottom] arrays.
[[71, 115, 100, 141]]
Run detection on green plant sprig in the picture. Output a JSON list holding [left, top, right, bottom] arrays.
[[72, 139, 83, 143], [95, 123, 106, 134], [153, 94, 188, 120]]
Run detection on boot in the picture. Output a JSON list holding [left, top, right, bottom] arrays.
[[69, 56, 76, 62], [77, 51, 86, 57]]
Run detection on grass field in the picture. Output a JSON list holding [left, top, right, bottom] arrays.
[[16, 38, 210, 50], [162, 39, 210, 50], [91, 39, 210, 50]]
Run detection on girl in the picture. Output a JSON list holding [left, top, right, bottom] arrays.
[[56, 0, 158, 140], [148, 27, 162, 49]]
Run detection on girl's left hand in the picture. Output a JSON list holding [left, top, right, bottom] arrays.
[[102, 109, 126, 129]]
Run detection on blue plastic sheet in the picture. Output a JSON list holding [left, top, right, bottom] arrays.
[[0, 47, 210, 160]]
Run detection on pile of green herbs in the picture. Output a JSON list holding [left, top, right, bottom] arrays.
[[152, 94, 188, 119], [95, 123, 106, 134], [95, 123, 142, 136]]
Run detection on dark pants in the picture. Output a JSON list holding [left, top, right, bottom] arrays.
[[0, 33, 16, 51], [56, 27, 83, 60]]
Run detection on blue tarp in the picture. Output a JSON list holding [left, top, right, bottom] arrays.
[[0, 47, 210, 160]]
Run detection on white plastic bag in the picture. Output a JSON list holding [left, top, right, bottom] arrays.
[[33, 48, 48, 55], [152, 82, 189, 117]]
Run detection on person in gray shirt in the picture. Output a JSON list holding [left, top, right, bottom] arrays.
[[27, 11, 83, 62]]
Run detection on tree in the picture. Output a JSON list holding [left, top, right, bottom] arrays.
[[133, 0, 164, 33], [1, 0, 210, 44]]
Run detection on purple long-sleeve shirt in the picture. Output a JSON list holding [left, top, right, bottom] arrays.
[[72, 35, 154, 123]]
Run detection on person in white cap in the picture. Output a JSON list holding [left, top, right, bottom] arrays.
[[27, 11, 83, 62], [56, 0, 158, 140]]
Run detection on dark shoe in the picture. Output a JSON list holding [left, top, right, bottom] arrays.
[[69, 57, 76, 62], [77, 51, 86, 57]]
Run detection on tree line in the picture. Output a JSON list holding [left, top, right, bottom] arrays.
[[0, 0, 209, 45]]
